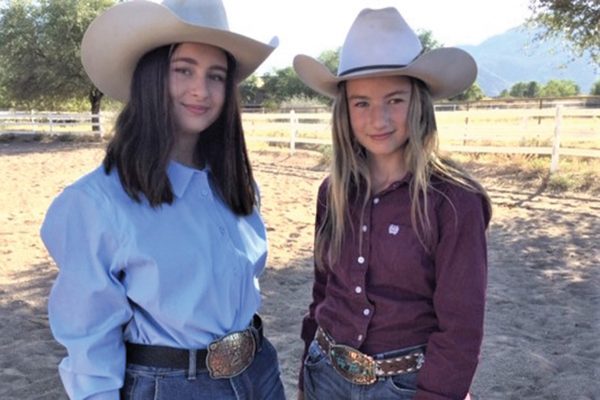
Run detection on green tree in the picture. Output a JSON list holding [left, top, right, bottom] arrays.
[[0, 0, 114, 127], [525, 81, 541, 97], [509, 81, 541, 97], [318, 47, 341, 74], [239, 75, 264, 106], [528, 0, 599, 64], [449, 83, 485, 102], [261, 67, 314, 106], [417, 29, 443, 52], [590, 80, 600, 95], [539, 79, 580, 97]]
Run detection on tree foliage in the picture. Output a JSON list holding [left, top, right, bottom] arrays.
[[0, 0, 115, 113], [318, 48, 341, 74], [539, 79, 580, 97], [449, 83, 485, 102], [591, 80, 600, 95], [417, 29, 443, 52], [509, 81, 541, 98], [500, 79, 580, 98], [528, 0, 600, 65]]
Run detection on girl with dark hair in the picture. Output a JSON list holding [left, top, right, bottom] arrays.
[[40, 1, 285, 399], [293, 7, 492, 400]]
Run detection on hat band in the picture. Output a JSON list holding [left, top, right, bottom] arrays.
[[338, 64, 408, 77]]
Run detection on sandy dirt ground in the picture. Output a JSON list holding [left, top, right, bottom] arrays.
[[0, 141, 598, 399]]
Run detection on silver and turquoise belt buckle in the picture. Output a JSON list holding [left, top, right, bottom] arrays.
[[329, 344, 377, 385], [206, 329, 256, 379]]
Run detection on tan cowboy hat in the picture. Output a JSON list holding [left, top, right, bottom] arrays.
[[81, 0, 278, 102], [293, 7, 476, 100]]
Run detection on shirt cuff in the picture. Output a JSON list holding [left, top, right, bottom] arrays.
[[86, 390, 120, 400]]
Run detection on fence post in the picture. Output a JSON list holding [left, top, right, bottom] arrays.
[[49, 113, 54, 134], [289, 109, 297, 155], [463, 103, 470, 146], [96, 113, 103, 140], [550, 105, 562, 173]]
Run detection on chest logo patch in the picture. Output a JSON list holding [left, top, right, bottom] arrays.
[[388, 224, 400, 235]]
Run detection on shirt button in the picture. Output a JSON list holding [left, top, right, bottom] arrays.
[[201, 190, 209, 197], [363, 308, 370, 316], [373, 198, 380, 205], [362, 225, 367, 232], [219, 226, 226, 235], [355, 286, 362, 294], [357, 334, 363, 341], [357, 256, 365, 264]]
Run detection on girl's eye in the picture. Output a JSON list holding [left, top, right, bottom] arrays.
[[389, 97, 405, 104], [210, 73, 226, 82], [353, 101, 368, 108], [173, 67, 192, 76]]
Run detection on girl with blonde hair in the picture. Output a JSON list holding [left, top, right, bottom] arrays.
[[294, 7, 491, 400]]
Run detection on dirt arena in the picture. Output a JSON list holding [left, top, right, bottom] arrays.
[[1, 141, 598, 399]]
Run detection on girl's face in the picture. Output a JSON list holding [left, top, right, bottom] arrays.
[[168, 42, 227, 138], [346, 75, 412, 163]]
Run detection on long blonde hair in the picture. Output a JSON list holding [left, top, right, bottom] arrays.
[[315, 78, 492, 268]]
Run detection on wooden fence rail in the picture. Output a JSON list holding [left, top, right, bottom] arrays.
[[1, 107, 599, 172], [246, 106, 600, 171]]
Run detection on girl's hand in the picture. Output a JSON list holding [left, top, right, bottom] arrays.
[[297, 390, 304, 400]]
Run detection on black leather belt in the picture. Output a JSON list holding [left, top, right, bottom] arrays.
[[126, 314, 263, 378]]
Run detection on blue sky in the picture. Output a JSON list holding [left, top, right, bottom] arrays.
[[223, 0, 532, 73]]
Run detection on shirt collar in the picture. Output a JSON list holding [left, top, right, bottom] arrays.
[[167, 160, 205, 198], [373, 171, 413, 196]]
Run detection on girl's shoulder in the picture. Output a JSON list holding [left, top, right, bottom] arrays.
[[430, 174, 483, 198], [58, 164, 130, 211], [430, 175, 491, 226], [318, 176, 331, 195]]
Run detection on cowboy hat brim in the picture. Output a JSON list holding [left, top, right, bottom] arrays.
[[293, 47, 477, 100], [81, 1, 278, 102]]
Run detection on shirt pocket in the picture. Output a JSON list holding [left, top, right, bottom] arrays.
[[370, 221, 433, 290]]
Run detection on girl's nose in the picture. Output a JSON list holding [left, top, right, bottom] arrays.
[[370, 104, 390, 129], [189, 77, 209, 98]]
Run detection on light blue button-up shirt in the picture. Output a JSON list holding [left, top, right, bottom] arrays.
[[41, 161, 268, 400]]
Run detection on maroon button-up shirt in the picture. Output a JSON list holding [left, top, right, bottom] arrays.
[[300, 174, 491, 399]]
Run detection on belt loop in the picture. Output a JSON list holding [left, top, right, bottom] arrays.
[[252, 314, 263, 351], [187, 349, 197, 380]]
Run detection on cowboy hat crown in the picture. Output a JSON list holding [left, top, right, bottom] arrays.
[[293, 7, 476, 100]]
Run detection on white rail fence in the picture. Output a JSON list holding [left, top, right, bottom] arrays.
[[2, 106, 599, 172], [0, 111, 102, 136], [242, 106, 600, 172]]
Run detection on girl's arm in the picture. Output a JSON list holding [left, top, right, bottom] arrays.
[[42, 187, 132, 400], [415, 186, 490, 400]]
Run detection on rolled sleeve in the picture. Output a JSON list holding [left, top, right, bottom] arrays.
[[42, 187, 132, 400]]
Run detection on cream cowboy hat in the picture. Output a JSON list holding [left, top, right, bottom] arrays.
[[81, 0, 278, 102], [293, 7, 476, 100]]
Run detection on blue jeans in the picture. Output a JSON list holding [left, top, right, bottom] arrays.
[[121, 337, 285, 400], [303, 340, 423, 400]]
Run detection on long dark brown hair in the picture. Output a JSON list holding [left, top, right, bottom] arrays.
[[103, 44, 257, 215]]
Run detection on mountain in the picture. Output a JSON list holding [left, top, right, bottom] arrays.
[[459, 26, 599, 97]]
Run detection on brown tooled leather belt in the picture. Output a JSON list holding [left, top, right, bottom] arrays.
[[315, 327, 425, 385]]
